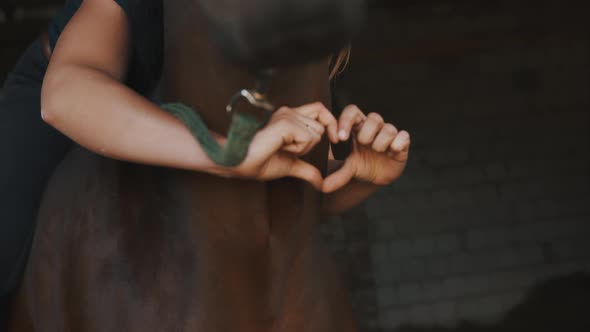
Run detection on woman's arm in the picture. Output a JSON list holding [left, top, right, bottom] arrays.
[[323, 176, 381, 215], [42, 0, 226, 174]]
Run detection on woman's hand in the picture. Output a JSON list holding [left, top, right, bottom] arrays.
[[323, 105, 410, 193], [216, 102, 338, 190]]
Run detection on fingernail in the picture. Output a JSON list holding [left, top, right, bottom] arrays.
[[339, 130, 347, 140]]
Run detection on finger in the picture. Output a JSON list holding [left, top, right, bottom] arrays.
[[293, 102, 338, 143], [276, 115, 320, 145], [338, 105, 366, 141], [283, 123, 322, 155], [279, 103, 326, 139], [291, 102, 328, 118], [390, 130, 411, 153], [282, 144, 307, 155], [287, 158, 324, 190], [317, 107, 339, 144], [371, 123, 398, 152], [388, 130, 411, 162], [322, 158, 356, 193], [282, 138, 319, 155], [356, 112, 385, 145], [298, 121, 323, 153], [248, 119, 306, 163], [299, 116, 325, 137]]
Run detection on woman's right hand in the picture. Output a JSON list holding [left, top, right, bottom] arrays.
[[215, 102, 339, 190]]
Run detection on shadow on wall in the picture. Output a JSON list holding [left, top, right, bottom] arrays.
[[394, 273, 590, 332]]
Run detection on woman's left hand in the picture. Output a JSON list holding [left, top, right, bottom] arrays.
[[323, 105, 410, 193]]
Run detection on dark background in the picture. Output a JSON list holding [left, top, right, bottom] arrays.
[[1, 0, 589, 331]]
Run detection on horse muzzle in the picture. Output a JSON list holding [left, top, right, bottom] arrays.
[[198, 0, 367, 69]]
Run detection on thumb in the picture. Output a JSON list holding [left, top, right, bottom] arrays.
[[286, 158, 324, 191], [322, 158, 356, 193]]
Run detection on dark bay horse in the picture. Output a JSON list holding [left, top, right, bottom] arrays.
[[9, 0, 364, 331]]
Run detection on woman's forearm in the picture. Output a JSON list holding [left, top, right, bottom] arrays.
[[323, 179, 381, 215], [41, 64, 226, 176]]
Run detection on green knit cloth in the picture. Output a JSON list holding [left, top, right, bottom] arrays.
[[161, 103, 271, 167]]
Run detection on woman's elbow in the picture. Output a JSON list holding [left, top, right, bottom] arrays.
[[40, 104, 57, 126], [40, 69, 69, 127]]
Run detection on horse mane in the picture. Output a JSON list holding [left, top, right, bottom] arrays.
[[125, 0, 164, 97]]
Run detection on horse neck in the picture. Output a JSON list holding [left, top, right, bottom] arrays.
[[161, 1, 332, 135]]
